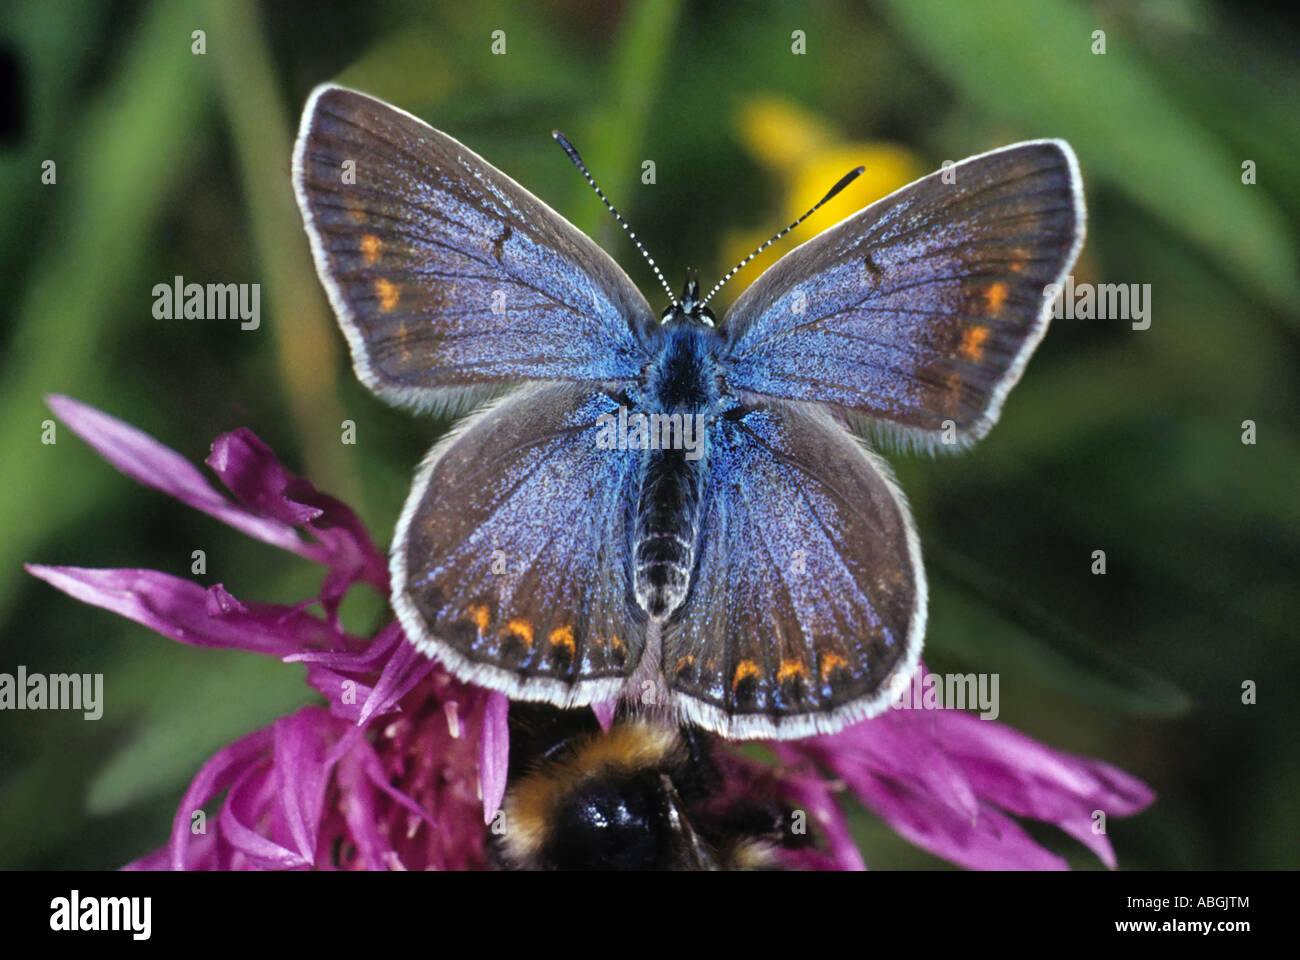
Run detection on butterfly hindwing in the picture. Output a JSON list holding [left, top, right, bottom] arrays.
[[293, 85, 655, 412], [392, 384, 643, 707], [722, 140, 1084, 448], [662, 402, 925, 739]]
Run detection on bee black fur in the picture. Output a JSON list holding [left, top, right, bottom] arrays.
[[492, 705, 804, 870]]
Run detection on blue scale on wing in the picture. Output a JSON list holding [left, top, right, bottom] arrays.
[[395, 386, 642, 702], [661, 403, 922, 738]]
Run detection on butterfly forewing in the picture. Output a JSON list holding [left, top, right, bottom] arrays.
[[722, 140, 1084, 448], [293, 85, 655, 412], [392, 383, 644, 707], [663, 403, 925, 739]]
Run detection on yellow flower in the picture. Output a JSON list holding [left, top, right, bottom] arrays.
[[716, 97, 925, 310], [737, 97, 837, 173]]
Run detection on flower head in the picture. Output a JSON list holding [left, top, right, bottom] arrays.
[[29, 395, 508, 870], [29, 397, 1152, 870]]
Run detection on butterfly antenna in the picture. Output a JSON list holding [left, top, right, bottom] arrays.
[[553, 130, 678, 307], [698, 165, 866, 309]]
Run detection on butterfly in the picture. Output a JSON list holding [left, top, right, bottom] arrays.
[[292, 85, 1084, 741]]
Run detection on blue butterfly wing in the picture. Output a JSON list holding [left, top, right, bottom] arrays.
[[293, 85, 654, 413], [722, 140, 1084, 448], [393, 383, 644, 706], [663, 402, 925, 740]]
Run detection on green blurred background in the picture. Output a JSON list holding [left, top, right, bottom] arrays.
[[1, 0, 1296, 869]]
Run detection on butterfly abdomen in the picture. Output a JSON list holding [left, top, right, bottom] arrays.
[[631, 324, 722, 622], [633, 447, 708, 620]]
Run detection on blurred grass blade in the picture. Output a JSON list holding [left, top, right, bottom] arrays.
[[0, 0, 207, 621], [202, 0, 356, 501], [928, 548, 1193, 718], [878, 0, 1300, 316], [569, 0, 683, 240]]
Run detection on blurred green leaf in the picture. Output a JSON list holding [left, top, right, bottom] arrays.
[[86, 649, 312, 816]]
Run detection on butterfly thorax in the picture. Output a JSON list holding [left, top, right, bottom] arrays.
[[629, 322, 731, 623]]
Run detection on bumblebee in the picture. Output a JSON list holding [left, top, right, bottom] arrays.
[[492, 705, 806, 870]]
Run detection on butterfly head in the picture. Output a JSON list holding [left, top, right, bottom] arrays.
[[660, 271, 716, 327], [553, 128, 862, 335]]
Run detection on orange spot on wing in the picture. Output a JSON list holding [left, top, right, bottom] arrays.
[[959, 324, 989, 360], [396, 321, 412, 362], [777, 659, 808, 683], [360, 234, 382, 265], [374, 278, 400, 311], [984, 282, 1008, 312], [505, 618, 534, 648], [467, 605, 490, 632], [549, 626, 575, 657], [819, 653, 849, 682], [732, 659, 761, 690], [674, 655, 695, 674]]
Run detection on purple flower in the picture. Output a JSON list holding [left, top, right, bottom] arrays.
[[28, 396, 1153, 870], [29, 395, 507, 870], [772, 669, 1155, 869]]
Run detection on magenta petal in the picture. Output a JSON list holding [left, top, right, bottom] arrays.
[[206, 430, 321, 527], [289, 482, 389, 597], [271, 707, 339, 864], [125, 835, 219, 871], [221, 760, 311, 869], [168, 725, 274, 869], [207, 429, 388, 598], [358, 626, 437, 725], [306, 664, 377, 721], [929, 711, 1153, 868], [816, 711, 981, 825], [285, 622, 403, 671], [355, 736, 436, 827], [479, 692, 510, 824], [849, 770, 1068, 870], [1056, 810, 1120, 869], [29, 566, 294, 655], [332, 746, 391, 870], [777, 770, 866, 871], [47, 395, 310, 557], [935, 710, 1155, 817], [27, 565, 342, 656], [590, 699, 617, 732], [787, 702, 1155, 870], [46, 397, 387, 603], [205, 583, 249, 616]]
